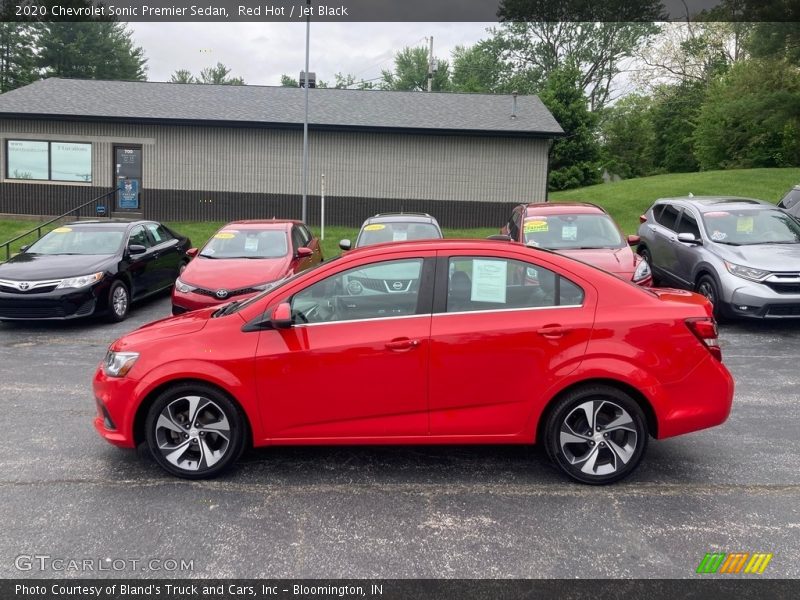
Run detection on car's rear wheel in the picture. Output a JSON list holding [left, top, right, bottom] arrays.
[[544, 385, 648, 485], [145, 383, 246, 479], [638, 247, 659, 286], [696, 274, 725, 321], [106, 281, 129, 322]]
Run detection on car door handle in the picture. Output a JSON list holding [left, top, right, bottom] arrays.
[[537, 325, 571, 339], [385, 338, 420, 351]]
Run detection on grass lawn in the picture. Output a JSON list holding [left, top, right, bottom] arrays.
[[2, 167, 798, 259], [0, 220, 62, 261]]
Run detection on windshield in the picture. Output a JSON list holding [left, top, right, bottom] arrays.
[[523, 214, 624, 249], [356, 221, 441, 247], [200, 229, 288, 259], [27, 227, 125, 255], [702, 209, 800, 245]]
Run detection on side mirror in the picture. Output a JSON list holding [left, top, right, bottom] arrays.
[[19, 244, 29, 253], [677, 232, 701, 244], [186, 247, 198, 258], [270, 302, 293, 329], [627, 235, 640, 246], [128, 244, 147, 255], [296, 247, 313, 258], [339, 239, 352, 251]]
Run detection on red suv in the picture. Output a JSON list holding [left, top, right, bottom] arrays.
[[171, 220, 322, 314], [502, 202, 652, 286], [95, 239, 732, 484]]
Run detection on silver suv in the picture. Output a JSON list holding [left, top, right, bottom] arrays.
[[637, 196, 800, 319]]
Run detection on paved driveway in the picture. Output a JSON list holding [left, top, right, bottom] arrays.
[[0, 297, 798, 578]]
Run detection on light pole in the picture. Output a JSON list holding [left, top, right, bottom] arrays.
[[301, 0, 311, 223]]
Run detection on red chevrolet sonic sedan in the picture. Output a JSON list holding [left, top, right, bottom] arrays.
[[94, 239, 733, 484]]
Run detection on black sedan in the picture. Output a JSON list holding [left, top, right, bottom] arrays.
[[0, 219, 191, 322]]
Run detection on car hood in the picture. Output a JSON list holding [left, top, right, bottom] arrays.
[[112, 308, 217, 350], [0, 253, 114, 280], [556, 247, 637, 277], [712, 242, 800, 271], [181, 256, 291, 289]]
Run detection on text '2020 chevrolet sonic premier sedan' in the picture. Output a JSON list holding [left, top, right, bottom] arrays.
[[94, 239, 733, 484]]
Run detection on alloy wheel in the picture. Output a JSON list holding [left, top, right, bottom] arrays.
[[112, 285, 128, 317]]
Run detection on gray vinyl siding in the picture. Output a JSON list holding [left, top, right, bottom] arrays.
[[0, 119, 550, 202]]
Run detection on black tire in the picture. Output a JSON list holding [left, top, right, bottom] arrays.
[[543, 385, 649, 485], [144, 383, 246, 479], [638, 247, 660, 286], [695, 274, 726, 322], [106, 280, 130, 322]]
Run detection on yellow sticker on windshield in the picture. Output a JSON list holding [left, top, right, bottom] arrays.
[[524, 219, 548, 233], [363, 224, 386, 231], [736, 216, 754, 233], [53, 227, 72, 233], [214, 232, 236, 239]]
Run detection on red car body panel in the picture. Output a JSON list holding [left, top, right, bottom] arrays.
[[502, 202, 652, 286], [94, 240, 732, 452], [172, 220, 322, 312]]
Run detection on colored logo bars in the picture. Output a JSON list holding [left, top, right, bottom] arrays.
[[696, 552, 773, 574]]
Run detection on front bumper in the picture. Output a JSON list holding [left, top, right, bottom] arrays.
[[721, 279, 800, 319], [0, 286, 101, 320], [93, 365, 139, 448]]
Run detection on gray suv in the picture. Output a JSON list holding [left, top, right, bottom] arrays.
[[637, 197, 800, 319]]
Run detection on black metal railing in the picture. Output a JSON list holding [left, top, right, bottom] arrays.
[[1, 189, 116, 262]]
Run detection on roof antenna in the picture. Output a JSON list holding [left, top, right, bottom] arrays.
[[511, 91, 518, 119]]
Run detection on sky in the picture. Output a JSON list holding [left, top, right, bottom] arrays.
[[131, 22, 496, 86]]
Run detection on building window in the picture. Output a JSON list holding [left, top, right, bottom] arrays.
[[6, 140, 92, 182]]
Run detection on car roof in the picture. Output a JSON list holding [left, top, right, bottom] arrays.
[[64, 219, 144, 227], [521, 202, 608, 216], [365, 213, 438, 225], [221, 220, 298, 230], [655, 196, 775, 212]]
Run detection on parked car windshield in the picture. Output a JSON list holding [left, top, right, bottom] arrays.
[[356, 221, 441, 247], [702, 209, 800, 245], [523, 214, 625, 249], [200, 229, 289, 259], [27, 227, 125, 255]]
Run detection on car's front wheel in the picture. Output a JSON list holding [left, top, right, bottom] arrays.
[[144, 383, 246, 479], [106, 281, 130, 322], [544, 385, 648, 485]]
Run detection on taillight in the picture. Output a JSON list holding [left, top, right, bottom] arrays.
[[639, 214, 647, 224], [685, 317, 721, 361]]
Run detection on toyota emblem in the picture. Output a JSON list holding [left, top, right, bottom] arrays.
[[215, 289, 229, 299], [392, 281, 403, 290], [18, 282, 30, 291]]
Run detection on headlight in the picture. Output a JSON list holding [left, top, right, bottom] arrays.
[[102, 350, 139, 378], [632, 258, 651, 282], [175, 278, 196, 293], [724, 261, 770, 282], [56, 272, 103, 289]]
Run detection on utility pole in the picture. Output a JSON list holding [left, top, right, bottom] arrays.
[[426, 36, 434, 92], [301, 0, 311, 223]]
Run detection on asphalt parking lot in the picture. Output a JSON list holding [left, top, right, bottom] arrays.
[[0, 296, 798, 579]]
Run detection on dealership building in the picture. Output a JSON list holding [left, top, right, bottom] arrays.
[[0, 78, 563, 228]]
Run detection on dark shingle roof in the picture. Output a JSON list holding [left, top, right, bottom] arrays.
[[0, 78, 563, 136]]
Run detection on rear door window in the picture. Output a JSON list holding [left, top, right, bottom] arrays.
[[655, 204, 680, 231]]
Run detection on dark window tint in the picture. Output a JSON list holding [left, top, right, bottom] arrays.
[[128, 226, 150, 248], [298, 225, 312, 245], [291, 227, 306, 250], [677, 211, 701, 238], [508, 208, 522, 240], [291, 258, 424, 324], [446, 257, 584, 313], [656, 204, 680, 231]]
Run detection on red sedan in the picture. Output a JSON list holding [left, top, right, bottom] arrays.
[[171, 220, 322, 314], [94, 239, 732, 484], [502, 202, 652, 286]]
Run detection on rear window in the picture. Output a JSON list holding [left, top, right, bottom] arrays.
[[356, 221, 441, 247]]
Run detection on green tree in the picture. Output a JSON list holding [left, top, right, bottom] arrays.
[[380, 46, 450, 92], [0, 23, 39, 93], [198, 62, 244, 85], [649, 82, 705, 173], [279, 73, 328, 88], [169, 69, 196, 84], [693, 58, 800, 169], [599, 94, 655, 179], [38, 22, 147, 81], [538, 65, 601, 190]]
